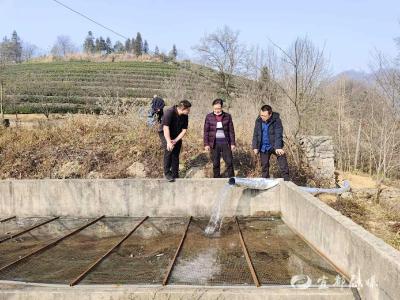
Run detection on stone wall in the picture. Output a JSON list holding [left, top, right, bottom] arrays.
[[298, 136, 335, 186]]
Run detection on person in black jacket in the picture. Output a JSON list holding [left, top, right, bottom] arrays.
[[252, 105, 290, 181], [161, 100, 191, 182]]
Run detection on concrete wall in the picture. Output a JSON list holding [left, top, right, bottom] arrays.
[[280, 181, 400, 300], [0, 283, 355, 300], [2, 178, 400, 299], [0, 179, 281, 217]]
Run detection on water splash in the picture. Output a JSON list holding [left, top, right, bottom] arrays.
[[171, 248, 219, 283], [204, 184, 233, 236]]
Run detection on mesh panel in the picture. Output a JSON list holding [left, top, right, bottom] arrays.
[[238, 217, 341, 286], [81, 218, 187, 284], [169, 218, 254, 286], [0, 218, 132, 284], [0, 218, 89, 270], [0, 217, 345, 287]]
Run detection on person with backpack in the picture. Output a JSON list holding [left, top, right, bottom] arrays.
[[147, 95, 165, 130], [204, 98, 236, 178], [252, 104, 290, 181], [161, 100, 192, 182]]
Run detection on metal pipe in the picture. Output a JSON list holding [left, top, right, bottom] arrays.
[[299, 180, 351, 194], [228, 177, 280, 190], [70, 216, 148, 286]]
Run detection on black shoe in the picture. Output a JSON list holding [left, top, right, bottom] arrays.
[[165, 174, 175, 182]]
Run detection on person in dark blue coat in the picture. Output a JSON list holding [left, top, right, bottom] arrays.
[[147, 95, 165, 129], [252, 105, 290, 181]]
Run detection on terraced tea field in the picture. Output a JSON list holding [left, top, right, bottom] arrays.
[[0, 61, 218, 114]]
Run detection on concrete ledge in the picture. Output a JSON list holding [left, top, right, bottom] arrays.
[[0, 282, 355, 300], [2, 178, 399, 299], [280, 181, 400, 300], [0, 179, 281, 217]]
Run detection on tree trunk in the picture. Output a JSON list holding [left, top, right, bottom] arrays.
[[0, 81, 4, 120], [354, 120, 362, 171]]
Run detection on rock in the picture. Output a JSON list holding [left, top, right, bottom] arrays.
[[87, 171, 103, 179], [126, 162, 146, 178], [340, 192, 353, 201], [380, 188, 400, 215], [56, 161, 81, 178], [185, 166, 206, 178], [352, 188, 378, 199], [350, 187, 400, 215]]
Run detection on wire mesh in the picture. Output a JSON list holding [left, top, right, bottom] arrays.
[[0, 218, 90, 270], [0, 217, 121, 284], [238, 217, 342, 286], [169, 218, 254, 286], [1, 217, 45, 239], [0, 216, 345, 287], [80, 217, 187, 284]]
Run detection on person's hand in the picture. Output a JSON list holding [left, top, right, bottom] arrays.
[[204, 145, 210, 151], [231, 145, 236, 151], [276, 149, 285, 156], [167, 141, 174, 151], [253, 149, 259, 155]]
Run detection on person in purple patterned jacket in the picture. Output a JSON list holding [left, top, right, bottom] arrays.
[[204, 99, 236, 178]]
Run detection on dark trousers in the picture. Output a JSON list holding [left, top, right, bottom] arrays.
[[260, 149, 290, 181], [159, 132, 182, 178], [210, 143, 234, 178]]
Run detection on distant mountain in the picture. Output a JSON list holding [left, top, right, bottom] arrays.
[[334, 70, 370, 81]]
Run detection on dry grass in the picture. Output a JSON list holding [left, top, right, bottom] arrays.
[[0, 114, 156, 179], [0, 113, 245, 179], [0, 111, 307, 182], [318, 193, 400, 251]]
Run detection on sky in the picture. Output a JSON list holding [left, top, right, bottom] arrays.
[[1, 0, 399, 73]]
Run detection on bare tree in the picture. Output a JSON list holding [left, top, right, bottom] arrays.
[[193, 26, 247, 102], [371, 51, 400, 113], [0, 61, 5, 120], [365, 52, 400, 179], [22, 42, 38, 61], [236, 45, 281, 109], [51, 35, 76, 57], [269, 37, 329, 137]]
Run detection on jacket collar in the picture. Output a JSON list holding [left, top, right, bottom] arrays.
[[213, 111, 225, 117], [257, 112, 279, 124]]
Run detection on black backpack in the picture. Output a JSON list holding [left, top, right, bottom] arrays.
[[147, 97, 165, 126]]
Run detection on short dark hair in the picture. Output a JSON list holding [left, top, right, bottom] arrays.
[[212, 98, 224, 106], [261, 104, 272, 113], [178, 99, 192, 109]]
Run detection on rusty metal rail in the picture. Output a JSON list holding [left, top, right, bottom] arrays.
[[234, 216, 260, 287], [0, 215, 105, 273], [0, 216, 59, 244], [69, 216, 149, 286], [162, 216, 192, 286], [0, 216, 16, 223]]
